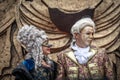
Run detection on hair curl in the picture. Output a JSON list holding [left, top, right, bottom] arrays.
[[17, 25, 48, 70]]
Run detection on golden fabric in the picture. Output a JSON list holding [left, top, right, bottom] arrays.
[[56, 47, 114, 80]]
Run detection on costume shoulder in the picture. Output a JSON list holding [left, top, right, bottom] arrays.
[[57, 47, 73, 57], [91, 45, 107, 59], [97, 47, 106, 54], [22, 58, 35, 71], [12, 59, 34, 80]]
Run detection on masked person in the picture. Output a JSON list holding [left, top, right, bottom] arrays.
[[12, 25, 57, 80], [56, 17, 114, 80]]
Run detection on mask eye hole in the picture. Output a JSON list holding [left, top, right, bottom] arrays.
[[42, 40, 48, 46], [42, 40, 52, 47]]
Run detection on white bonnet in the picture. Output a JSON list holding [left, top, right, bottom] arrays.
[[71, 17, 95, 37]]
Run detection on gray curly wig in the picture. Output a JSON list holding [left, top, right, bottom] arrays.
[[71, 17, 95, 37], [17, 25, 48, 70]]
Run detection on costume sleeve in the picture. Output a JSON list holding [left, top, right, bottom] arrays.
[[103, 50, 114, 80], [56, 53, 66, 80], [22, 59, 35, 71], [12, 61, 34, 80]]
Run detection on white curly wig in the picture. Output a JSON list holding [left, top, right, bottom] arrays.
[[17, 25, 48, 70], [71, 17, 95, 37]]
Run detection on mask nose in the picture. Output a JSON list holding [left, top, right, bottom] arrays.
[[89, 33, 94, 39]]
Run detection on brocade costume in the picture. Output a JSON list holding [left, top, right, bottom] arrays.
[[57, 46, 114, 80]]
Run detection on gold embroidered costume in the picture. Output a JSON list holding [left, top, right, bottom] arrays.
[[56, 47, 114, 80]]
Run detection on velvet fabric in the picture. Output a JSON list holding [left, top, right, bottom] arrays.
[[12, 58, 57, 80]]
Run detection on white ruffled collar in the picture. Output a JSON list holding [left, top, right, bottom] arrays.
[[71, 42, 94, 64]]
